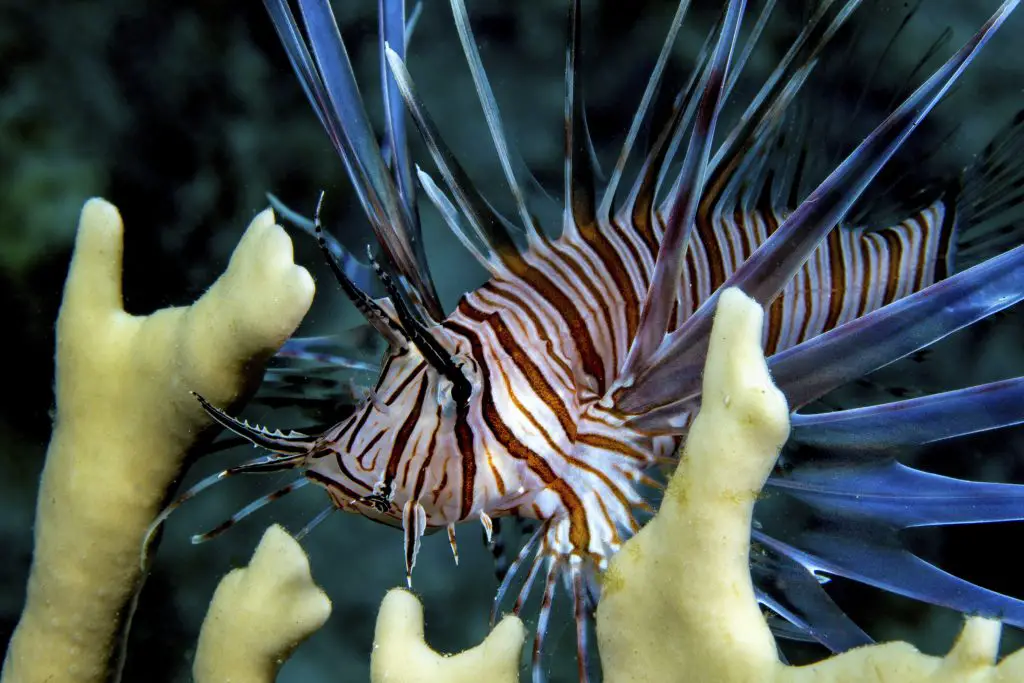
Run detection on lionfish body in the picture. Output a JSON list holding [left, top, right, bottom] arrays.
[[300, 196, 958, 565], [164, 0, 1024, 679]]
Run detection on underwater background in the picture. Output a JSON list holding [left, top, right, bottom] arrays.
[[1, 0, 1023, 681]]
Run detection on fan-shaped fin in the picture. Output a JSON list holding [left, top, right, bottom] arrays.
[[614, 0, 1021, 415], [619, 0, 747, 381], [384, 45, 523, 267], [263, 0, 443, 318]]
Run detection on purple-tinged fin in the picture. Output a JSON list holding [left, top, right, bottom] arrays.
[[755, 520, 1024, 629], [379, 0, 431, 286], [754, 448, 1024, 637], [276, 335, 379, 374], [751, 540, 873, 652], [619, 0, 747, 380], [384, 45, 522, 265], [791, 377, 1024, 450], [262, 0, 442, 320], [616, 0, 1021, 415], [769, 454, 1024, 528], [772, 244, 1024, 409]]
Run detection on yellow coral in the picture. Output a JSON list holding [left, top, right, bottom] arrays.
[[370, 589, 524, 683], [194, 525, 331, 683], [2, 199, 314, 683]]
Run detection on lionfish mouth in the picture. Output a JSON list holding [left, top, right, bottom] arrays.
[[150, 0, 1024, 680]]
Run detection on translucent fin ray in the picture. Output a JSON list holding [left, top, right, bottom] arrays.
[[615, 0, 1021, 414], [266, 192, 375, 294], [449, 0, 540, 238], [619, 0, 747, 380], [563, 0, 598, 236], [791, 377, 1024, 449], [751, 542, 873, 652], [384, 45, 522, 265], [379, 0, 432, 289], [755, 527, 1024, 628], [264, 0, 442, 318], [598, 0, 690, 221], [771, 455, 1024, 528]]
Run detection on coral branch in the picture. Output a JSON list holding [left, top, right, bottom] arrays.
[[193, 525, 331, 683], [597, 287, 789, 682], [370, 589, 525, 683], [2, 199, 314, 683]]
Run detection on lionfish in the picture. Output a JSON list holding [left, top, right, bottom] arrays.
[[157, 0, 1024, 679]]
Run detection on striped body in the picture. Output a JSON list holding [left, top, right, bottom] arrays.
[[303, 197, 955, 566]]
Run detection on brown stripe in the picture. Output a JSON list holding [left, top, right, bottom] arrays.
[[412, 405, 443, 502], [460, 302, 577, 441], [547, 244, 619, 370], [562, 452, 633, 527], [331, 451, 372, 492], [356, 429, 386, 469], [917, 214, 933, 290], [306, 469, 364, 505], [431, 458, 451, 508], [572, 219, 643, 344], [346, 405, 374, 452], [498, 240, 607, 394], [734, 209, 755, 260], [373, 348, 406, 393], [486, 447, 507, 496], [761, 208, 786, 355], [823, 227, 846, 331], [627, 177, 660, 257], [445, 320, 591, 552], [453, 391, 477, 521], [696, 211, 726, 292], [383, 375, 429, 491], [385, 361, 426, 405], [592, 494, 621, 544], [935, 202, 957, 281], [764, 294, 786, 356], [400, 434, 420, 490], [481, 282, 578, 384], [312, 413, 358, 458], [880, 228, 904, 305], [609, 215, 652, 292], [855, 234, 873, 318], [575, 433, 647, 462], [796, 264, 815, 347]]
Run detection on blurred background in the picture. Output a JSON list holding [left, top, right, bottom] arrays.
[[1, 0, 1023, 681]]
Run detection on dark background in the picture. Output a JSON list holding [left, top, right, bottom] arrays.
[[2, 1, 1023, 681]]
